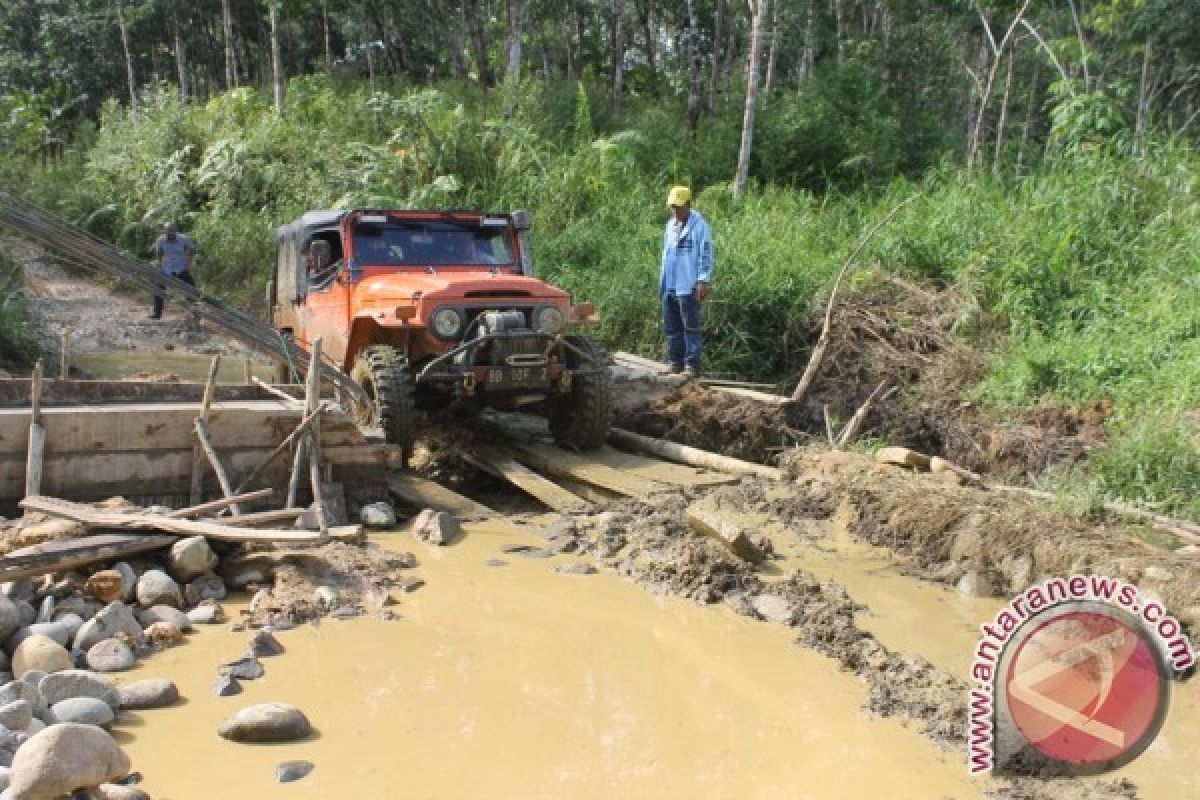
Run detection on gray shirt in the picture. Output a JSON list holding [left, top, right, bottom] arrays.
[[152, 234, 196, 275]]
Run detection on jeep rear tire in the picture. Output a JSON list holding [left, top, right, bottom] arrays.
[[548, 336, 611, 451], [351, 345, 416, 456]]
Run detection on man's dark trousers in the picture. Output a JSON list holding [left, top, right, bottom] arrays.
[[152, 270, 195, 318], [662, 290, 702, 370]]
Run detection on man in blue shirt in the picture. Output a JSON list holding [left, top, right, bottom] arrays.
[[149, 222, 197, 319], [659, 186, 714, 376]]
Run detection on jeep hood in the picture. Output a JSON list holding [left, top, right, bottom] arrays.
[[353, 272, 568, 305]]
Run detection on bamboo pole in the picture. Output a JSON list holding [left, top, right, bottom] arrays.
[[24, 360, 45, 499], [194, 417, 242, 515], [189, 354, 221, 505], [609, 428, 784, 480]]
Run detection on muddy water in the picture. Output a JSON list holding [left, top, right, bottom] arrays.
[[114, 523, 982, 800], [771, 516, 1200, 799]]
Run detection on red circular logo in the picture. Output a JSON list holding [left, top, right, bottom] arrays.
[[1004, 608, 1169, 767]]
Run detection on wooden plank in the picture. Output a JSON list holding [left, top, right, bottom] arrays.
[[23, 361, 44, 499], [18, 495, 361, 544], [613, 351, 672, 374], [0, 533, 176, 582], [699, 378, 781, 391], [465, 448, 590, 512], [510, 441, 671, 499], [189, 355, 221, 505], [685, 507, 766, 563], [221, 508, 306, 526], [388, 473, 495, 518], [0, 380, 304, 408], [709, 386, 792, 405], [588, 445, 738, 488]]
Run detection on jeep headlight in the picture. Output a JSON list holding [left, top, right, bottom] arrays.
[[431, 307, 465, 339], [535, 306, 565, 334]]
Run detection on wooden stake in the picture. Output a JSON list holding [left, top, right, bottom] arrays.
[[194, 417, 242, 515], [243, 358, 253, 384], [59, 333, 69, 380], [234, 402, 328, 494], [835, 380, 895, 448], [24, 360, 45, 499], [189, 354, 221, 505], [305, 339, 328, 536], [167, 488, 274, 519]]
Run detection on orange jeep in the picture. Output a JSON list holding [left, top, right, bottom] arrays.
[[270, 209, 610, 453]]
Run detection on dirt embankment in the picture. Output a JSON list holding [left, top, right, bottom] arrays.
[[621, 272, 1110, 483]]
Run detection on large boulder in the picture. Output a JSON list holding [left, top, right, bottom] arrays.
[[135, 570, 182, 608], [11, 635, 71, 677], [217, 702, 312, 743], [84, 640, 135, 673], [83, 572, 125, 605], [135, 605, 191, 633], [116, 678, 179, 711], [73, 603, 143, 652], [38, 670, 119, 711], [166, 536, 218, 583], [183, 574, 227, 606], [47, 696, 115, 728], [412, 510, 462, 546], [5, 723, 130, 800], [0, 596, 20, 642]]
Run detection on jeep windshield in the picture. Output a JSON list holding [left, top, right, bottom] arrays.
[[351, 219, 515, 267]]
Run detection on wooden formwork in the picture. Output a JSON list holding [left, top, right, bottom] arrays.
[[0, 379, 400, 512]]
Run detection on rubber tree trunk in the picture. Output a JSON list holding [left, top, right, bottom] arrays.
[[685, 0, 702, 132], [707, 0, 724, 113], [506, 0, 527, 84], [609, 0, 626, 109], [321, 0, 332, 71], [464, 0, 494, 87], [221, 0, 237, 88], [733, 0, 768, 204], [173, 22, 190, 99], [761, 1, 779, 109], [268, 0, 284, 111], [115, 1, 138, 109]]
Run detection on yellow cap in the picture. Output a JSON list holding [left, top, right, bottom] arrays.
[[667, 186, 691, 207]]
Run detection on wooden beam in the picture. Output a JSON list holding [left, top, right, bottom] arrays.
[[686, 507, 766, 563], [698, 377, 781, 391], [167, 488, 275, 518], [233, 403, 328, 494], [709, 386, 792, 405], [388, 473, 495, 518], [304, 338, 328, 536], [613, 351, 672, 374], [464, 448, 590, 512], [189, 354, 221, 505], [510, 441, 671, 499], [19, 495, 361, 543], [253, 377, 305, 406], [589, 445, 738, 488], [0, 379, 302, 408], [59, 332, 69, 380], [608, 428, 784, 480], [193, 417, 242, 515], [221, 508, 306, 526], [0, 533, 176, 583]]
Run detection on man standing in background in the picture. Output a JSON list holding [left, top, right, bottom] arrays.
[[149, 221, 197, 319], [659, 186, 714, 376]]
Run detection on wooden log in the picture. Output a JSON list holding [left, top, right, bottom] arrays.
[[836, 380, 895, 448], [193, 417, 242, 515], [167, 488, 275, 519], [24, 361, 44, 499], [464, 449, 590, 512], [233, 403, 328, 494], [388, 473, 495, 519], [708, 386, 792, 405], [19, 495, 361, 543], [305, 338, 328, 536], [613, 351, 671, 374], [189, 354, 221, 505], [685, 507, 765, 562], [0, 533, 176, 583], [699, 378, 780, 391], [59, 332, 69, 380], [608, 428, 784, 481]]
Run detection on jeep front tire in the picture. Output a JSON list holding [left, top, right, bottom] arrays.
[[548, 336, 611, 450], [351, 345, 416, 456]]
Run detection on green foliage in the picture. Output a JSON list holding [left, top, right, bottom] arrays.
[[0, 251, 38, 366], [1089, 416, 1200, 519]]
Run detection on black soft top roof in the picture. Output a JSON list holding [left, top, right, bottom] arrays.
[[276, 210, 344, 243]]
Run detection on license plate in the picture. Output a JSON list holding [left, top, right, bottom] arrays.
[[486, 366, 549, 389]]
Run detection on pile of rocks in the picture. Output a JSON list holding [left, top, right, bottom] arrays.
[[2, 536, 230, 684]]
